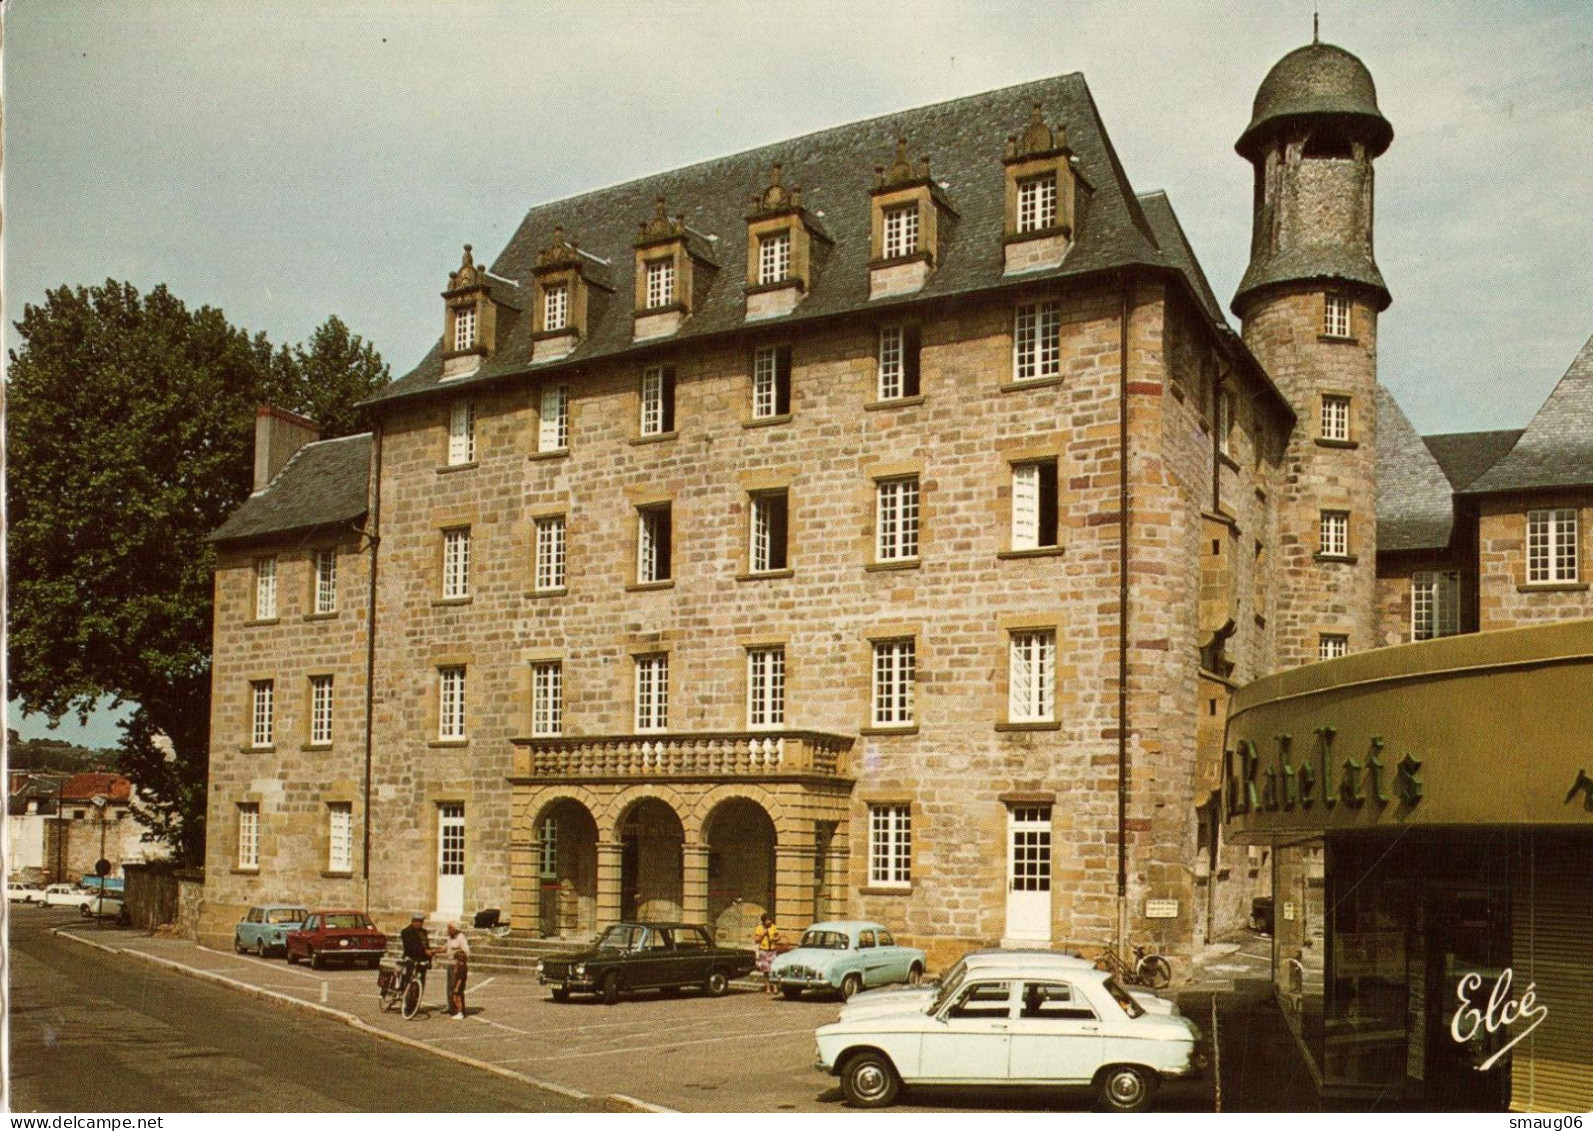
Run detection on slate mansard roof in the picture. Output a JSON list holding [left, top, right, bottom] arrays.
[[366, 73, 1264, 410], [1376, 385, 1457, 553], [1462, 333, 1593, 496], [208, 433, 373, 546]]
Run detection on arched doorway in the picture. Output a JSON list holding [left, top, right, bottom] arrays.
[[704, 798, 776, 944], [533, 799, 598, 938], [618, 799, 684, 921]]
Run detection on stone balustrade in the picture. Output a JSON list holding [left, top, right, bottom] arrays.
[[511, 730, 852, 780]]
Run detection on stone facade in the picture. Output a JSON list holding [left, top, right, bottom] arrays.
[[1476, 492, 1593, 630], [201, 53, 1592, 967]]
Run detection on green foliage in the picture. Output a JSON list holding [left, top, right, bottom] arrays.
[[7, 731, 119, 773], [8, 281, 389, 864]]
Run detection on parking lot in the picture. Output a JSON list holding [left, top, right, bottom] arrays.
[[43, 914, 1217, 1113]]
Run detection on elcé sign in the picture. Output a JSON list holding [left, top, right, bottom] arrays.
[[1225, 725, 1424, 818], [1451, 968, 1548, 1072]]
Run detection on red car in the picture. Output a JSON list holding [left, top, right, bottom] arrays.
[[285, 909, 388, 969]]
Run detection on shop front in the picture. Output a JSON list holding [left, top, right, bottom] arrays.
[[1224, 620, 1593, 1112]]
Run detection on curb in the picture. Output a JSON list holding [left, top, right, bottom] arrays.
[[56, 930, 677, 1112]]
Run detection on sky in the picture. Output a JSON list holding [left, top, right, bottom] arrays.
[[4, 0, 1592, 744]]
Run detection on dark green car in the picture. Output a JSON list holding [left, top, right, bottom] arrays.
[[537, 922, 757, 1005]]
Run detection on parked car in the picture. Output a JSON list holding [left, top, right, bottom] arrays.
[[285, 910, 388, 969], [79, 892, 127, 922], [816, 960, 1206, 1111], [536, 922, 757, 1004], [7, 880, 45, 903], [43, 883, 90, 907], [840, 948, 1176, 1021], [234, 904, 311, 957], [769, 920, 926, 1001]]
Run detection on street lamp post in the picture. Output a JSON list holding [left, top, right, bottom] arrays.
[[90, 794, 109, 927]]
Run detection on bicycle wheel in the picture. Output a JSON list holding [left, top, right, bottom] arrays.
[[401, 977, 422, 1018], [1139, 955, 1172, 989]]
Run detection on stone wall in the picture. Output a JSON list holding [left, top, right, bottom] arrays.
[[1477, 493, 1593, 631], [1240, 286, 1379, 667], [206, 272, 1284, 960], [202, 526, 371, 945]]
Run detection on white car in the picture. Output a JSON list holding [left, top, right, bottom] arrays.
[[816, 961, 1205, 1111], [7, 880, 45, 903], [841, 948, 1176, 1022], [43, 884, 90, 907]]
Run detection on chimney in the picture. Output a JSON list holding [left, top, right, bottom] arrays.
[[253, 405, 320, 492]]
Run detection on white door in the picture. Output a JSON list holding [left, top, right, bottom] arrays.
[[919, 981, 1015, 1080], [1004, 806, 1052, 943], [1008, 980, 1104, 1082], [436, 803, 465, 918]]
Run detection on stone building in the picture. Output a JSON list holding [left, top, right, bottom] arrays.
[[7, 770, 167, 883], [199, 41, 1592, 974]]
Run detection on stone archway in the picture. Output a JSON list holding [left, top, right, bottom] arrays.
[[533, 798, 598, 938], [617, 798, 684, 921], [704, 798, 777, 944]]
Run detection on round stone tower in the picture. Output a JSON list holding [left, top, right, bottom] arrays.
[[1233, 40, 1391, 668]]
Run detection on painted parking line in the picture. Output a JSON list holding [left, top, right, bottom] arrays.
[[501, 1024, 816, 1064]]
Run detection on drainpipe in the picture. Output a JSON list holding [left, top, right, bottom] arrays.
[[361, 423, 384, 913], [1117, 276, 1132, 962]]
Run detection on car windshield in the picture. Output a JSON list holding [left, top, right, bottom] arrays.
[[928, 964, 969, 1012], [799, 930, 849, 950], [323, 913, 371, 929], [596, 925, 644, 951], [267, 908, 308, 924], [1103, 976, 1145, 1018]]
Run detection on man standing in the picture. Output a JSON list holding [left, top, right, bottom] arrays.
[[400, 913, 434, 993]]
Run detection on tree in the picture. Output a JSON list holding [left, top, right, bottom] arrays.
[[8, 281, 389, 863]]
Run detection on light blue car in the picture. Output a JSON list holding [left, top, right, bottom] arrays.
[[233, 903, 310, 957], [769, 920, 927, 1001]]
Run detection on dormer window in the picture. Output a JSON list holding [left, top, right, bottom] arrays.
[[543, 283, 568, 333], [882, 205, 919, 260], [868, 138, 954, 300], [744, 162, 828, 321], [441, 244, 512, 378], [531, 227, 604, 364], [1002, 104, 1085, 275], [1016, 173, 1057, 233], [758, 231, 791, 285], [633, 198, 710, 341], [453, 305, 477, 351], [645, 259, 675, 309]]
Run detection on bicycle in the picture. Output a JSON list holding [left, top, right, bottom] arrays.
[[378, 957, 429, 1019], [1096, 944, 1173, 990]]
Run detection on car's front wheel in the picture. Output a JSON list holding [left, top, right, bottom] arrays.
[[234, 934, 247, 955], [704, 970, 730, 998], [255, 939, 268, 959], [906, 963, 924, 985], [840, 1050, 900, 1108], [840, 972, 863, 1000], [309, 948, 322, 970], [79, 904, 91, 919], [1097, 1064, 1158, 1112], [780, 985, 803, 1001], [602, 971, 621, 1006]]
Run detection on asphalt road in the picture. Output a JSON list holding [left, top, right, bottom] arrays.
[[5, 912, 598, 1113]]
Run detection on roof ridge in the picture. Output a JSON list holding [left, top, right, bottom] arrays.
[[487, 73, 1089, 237]]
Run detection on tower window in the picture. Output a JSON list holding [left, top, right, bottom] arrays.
[[1324, 295, 1352, 339], [1318, 634, 1348, 661], [1320, 395, 1351, 442], [1319, 510, 1350, 559], [1411, 570, 1461, 640], [1303, 128, 1354, 159]]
